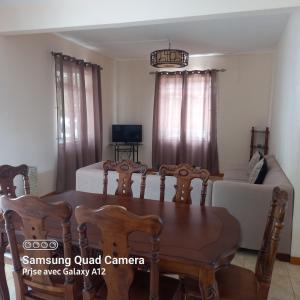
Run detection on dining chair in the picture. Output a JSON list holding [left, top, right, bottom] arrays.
[[0, 164, 30, 197], [75, 204, 183, 300], [159, 164, 210, 205], [183, 187, 288, 300], [103, 160, 148, 198], [0, 194, 80, 300]]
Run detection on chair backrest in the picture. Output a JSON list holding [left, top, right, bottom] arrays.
[[159, 164, 210, 205], [75, 204, 163, 300], [255, 187, 288, 299], [0, 195, 74, 299], [103, 160, 148, 198], [0, 164, 30, 197]]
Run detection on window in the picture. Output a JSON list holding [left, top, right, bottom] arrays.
[[152, 71, 219, 172], [54, 53, 103, 191], [157, 76, 182, 142], [156, 73, 211, 144]]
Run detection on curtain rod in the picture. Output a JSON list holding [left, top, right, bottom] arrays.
[[149, 69, 226, 75], [51, 51, 103, 70]]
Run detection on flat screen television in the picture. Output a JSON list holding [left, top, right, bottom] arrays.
[[112, 125, 142, 143]]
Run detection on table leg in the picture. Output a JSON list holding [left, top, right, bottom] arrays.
[[198, 267, 219, 300], [0, 231, 9, 300]]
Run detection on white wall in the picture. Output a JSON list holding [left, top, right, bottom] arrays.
[[115, 53, 273, 170], [269, 11, 300, 257], [0, 33, 114, 196], [1, 0, 299, 34]]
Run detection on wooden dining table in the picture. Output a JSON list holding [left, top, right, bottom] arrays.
[[0, 190, 240, 300]]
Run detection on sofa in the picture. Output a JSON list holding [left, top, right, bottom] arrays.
[[76, 162, 213, 205], [76, 155, 294, 256], [212, 155, 294, 256]]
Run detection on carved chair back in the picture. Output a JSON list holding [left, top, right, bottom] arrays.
[[0, 195, 76, 299], [103, 160, 148, 198], [75, 204, 163, 300], [159, 164, 210, 205], [255, 187, 288, 299], [0, 164, 30, 197]]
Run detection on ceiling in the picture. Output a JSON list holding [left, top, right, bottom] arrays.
[[57, 10, 292, 60]]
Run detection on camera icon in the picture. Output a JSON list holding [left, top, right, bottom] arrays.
[[23, 240, 58, 251]]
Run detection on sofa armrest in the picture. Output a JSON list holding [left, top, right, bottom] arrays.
[[212, 180, 293, 255], [212, 181, 275, 250]]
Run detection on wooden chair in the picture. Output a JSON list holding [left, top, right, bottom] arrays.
[[183, 187, 288, 300], [75, 204, 182, 300], [103, 160, 148, 198], [0, 164, 30, 197], [0, 194, 79, 300], [159, 164, 210, 205]]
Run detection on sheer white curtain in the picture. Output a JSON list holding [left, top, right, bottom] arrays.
[[152, 71, 219, 174], [153, 74, 183, 163]]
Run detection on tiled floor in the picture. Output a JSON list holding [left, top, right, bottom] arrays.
[[231, 251, 300, 300], [4, 251, 300, 299]]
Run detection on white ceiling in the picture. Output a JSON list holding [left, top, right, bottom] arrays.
[[1, 0, 299, 35], [57, 10, 292, 60]]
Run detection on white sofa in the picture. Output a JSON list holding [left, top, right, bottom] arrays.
[[76, 156, 293, 256], [212, 155, 294, 256], [76, 162, 213, 205]]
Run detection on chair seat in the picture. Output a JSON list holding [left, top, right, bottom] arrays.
[[183, 265, 259, 300], [216, 265, 259, 300], [96, 271, 182, 300]]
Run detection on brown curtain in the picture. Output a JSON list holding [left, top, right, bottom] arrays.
[[152, 70, 219, 174], [54, 53, 103, 192]]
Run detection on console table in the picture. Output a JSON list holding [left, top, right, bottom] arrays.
[[111, 143, 142, 162]]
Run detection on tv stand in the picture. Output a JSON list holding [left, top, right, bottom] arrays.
[[111, 143, 142, 163]]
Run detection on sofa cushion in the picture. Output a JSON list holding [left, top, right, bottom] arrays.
[[263, 169, 291, 186], [224, 155, 278, 183], [248, 151, 262, 174], [263, 156, 291, 186], [264, 155, 281, 172], [223, 168, 249, 182], [255, 158, 268, 184], [248, 158, 267, 184]]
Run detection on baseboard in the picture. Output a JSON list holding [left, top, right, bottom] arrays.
[[41, 191, 57, 198], [290, 257, 300, 265], [239, 248, 290, 262], [277, 253, 290, 262], [212, 172, 224, 177]]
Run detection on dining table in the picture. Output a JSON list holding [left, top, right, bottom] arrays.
[[0, 190, 240, 300]]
